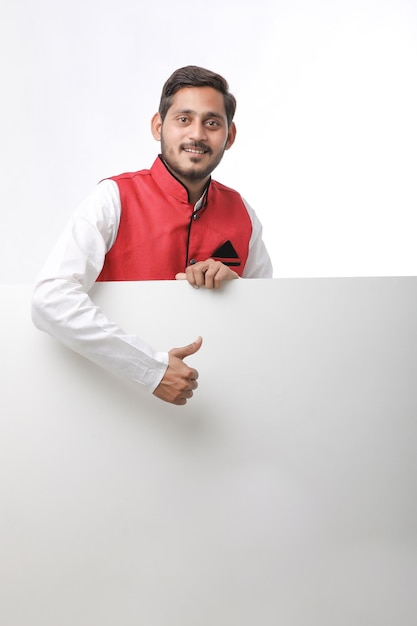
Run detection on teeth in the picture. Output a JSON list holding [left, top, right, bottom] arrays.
[[185, 148, 205, 154]]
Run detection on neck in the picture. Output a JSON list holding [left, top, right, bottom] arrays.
[[187, 181, 209, 205], [160, 157, 210, 205]]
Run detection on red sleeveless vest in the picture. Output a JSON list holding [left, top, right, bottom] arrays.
[[97, 157, 252, 281]]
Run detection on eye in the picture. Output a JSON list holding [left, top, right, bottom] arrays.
[[206, 119, 221, 128], [178, 116, 189, 124]]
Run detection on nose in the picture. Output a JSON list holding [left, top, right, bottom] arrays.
[[188, 119, 207, 142]]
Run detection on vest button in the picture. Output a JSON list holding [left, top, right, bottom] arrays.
[[193, 212, 199, 220], [189, 259, 196, 265]]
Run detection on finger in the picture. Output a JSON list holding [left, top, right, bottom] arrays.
[[173, 397, 187, 406], [174, 389, 194, 405], [169, 336, 203, 360], [188, 376, 199, 390], [194, 267, 208, 288], [179, 375, 198, 393], [212, 266, 239, 288], [203, 265, 218, 289], [184, 266, 199, 288], [175, 272, 187, 280], [187, 260, 221, 289]]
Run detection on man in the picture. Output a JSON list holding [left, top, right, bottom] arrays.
[[31, 66, 272, 406]]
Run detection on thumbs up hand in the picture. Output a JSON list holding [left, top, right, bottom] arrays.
[[153, 337, 202, 405]]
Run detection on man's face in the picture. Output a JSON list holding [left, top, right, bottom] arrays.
[[151, 87, 236, 188]]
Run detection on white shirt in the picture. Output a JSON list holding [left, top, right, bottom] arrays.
[[31, 179, 273, 392]]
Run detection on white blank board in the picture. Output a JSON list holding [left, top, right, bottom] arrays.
[[1, 278, 416, 625]]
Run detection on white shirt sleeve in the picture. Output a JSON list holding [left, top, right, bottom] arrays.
[[241, 199, 273, 278], [31, 179, 169, 393]]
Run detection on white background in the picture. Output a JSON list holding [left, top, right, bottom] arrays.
[[1, 0, 416, 282]]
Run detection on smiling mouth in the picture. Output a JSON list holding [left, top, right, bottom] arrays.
[[182, 143, 210, 155], [184, 148, 206, 154]]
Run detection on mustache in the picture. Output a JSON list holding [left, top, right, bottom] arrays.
[[181, 142, 212, 153]]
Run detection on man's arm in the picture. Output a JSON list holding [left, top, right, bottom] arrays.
[[31, 181, 199, 404], [241, 199, 273, 278]]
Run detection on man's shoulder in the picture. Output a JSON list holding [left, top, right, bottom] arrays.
[[108, 168, 150, 183], [106, 157, 163, 185]]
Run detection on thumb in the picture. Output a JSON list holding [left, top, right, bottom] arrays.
[[175, 272, 187, 280], [169, 336, 203, 360]]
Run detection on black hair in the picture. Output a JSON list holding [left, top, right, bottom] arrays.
[[158, 65, 236, 126]]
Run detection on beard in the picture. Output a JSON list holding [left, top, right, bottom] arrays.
[[160, 137, 226, 183]]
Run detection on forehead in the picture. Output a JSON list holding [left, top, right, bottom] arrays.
[[168, 86, 227, 118]]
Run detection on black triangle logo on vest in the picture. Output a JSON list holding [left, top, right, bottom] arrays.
[[212, 240, 239, 258]]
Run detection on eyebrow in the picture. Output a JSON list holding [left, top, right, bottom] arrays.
[[172, 108, 225, 120]]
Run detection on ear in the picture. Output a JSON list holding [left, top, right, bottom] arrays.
[[151, 112, 162, 141], [225, 121, 237, 150]]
